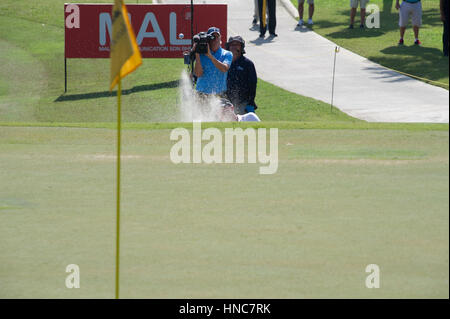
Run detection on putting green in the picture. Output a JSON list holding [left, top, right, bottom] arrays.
[[0, 126, 447, 298]]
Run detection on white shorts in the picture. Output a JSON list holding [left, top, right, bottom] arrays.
[[299, 0, 314, 4], [399, 1, 422, 27], [350, 0, 369, 9]]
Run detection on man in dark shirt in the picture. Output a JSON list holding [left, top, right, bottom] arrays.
[[258, 0, 277, 37], [226, 36, 258, 115]]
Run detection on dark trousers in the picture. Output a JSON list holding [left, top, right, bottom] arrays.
[[444, 18, 449, 56], [258, 0, 276, 35]]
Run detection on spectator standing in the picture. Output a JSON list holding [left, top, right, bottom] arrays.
[[253, 0, 259, 25], [258, 0, 277, 37], [297, 0, 315, 27], [349, 0, 370, 29], [396, 0, 422, 45], [441, 0, 449, 56]]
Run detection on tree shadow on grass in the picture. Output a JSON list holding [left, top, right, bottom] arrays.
[[292, 20, 344, 33], [324, 8, 392, 39], [327, 27, 386, 39], [324, 7, 442, 39], [383, 0, 394, 15], [381, 44, 444, 57], [54, 80, 179, 102], [312, 19, 347, 29], [366, 45, 449, 84]]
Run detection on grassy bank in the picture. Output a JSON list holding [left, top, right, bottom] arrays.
[[0, 0, 356, 124], [290, 0, 449, 88]]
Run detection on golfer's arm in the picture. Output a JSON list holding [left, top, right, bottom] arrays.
[[208, 55, 230, 73], [194, 54, 203, 77]]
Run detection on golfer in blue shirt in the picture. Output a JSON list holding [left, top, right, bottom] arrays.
[[194, 27, 233, 97]]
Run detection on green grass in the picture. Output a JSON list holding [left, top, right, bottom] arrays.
[[0, 1, 448, 299], [0, 126, 448, 298], [0, 0, 356, 124], [0, 120, 448, 131], [291, 0, 449, 88]]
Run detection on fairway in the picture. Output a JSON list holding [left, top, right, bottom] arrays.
[[0, 0, 448, 300], [0, 126, 448, 298]]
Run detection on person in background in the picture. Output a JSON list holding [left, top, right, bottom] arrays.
[[225, 36, 258, 115], [349, 0, 370, 29], [258, 0, 277, 38], [297, 0, 315, 27], [441, 0, 449, 56], [253, 0, 259, 26], [396, 0, 422, 45]]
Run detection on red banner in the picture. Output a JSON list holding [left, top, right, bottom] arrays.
[[64, 4, 227, 58]]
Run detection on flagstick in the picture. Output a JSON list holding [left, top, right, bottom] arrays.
[[262, 0, 267, 29], [115, 78, 122, 299], [331, 46, 339, 112]]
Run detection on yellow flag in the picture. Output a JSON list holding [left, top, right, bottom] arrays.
[[262, 0, 266, 29], [110, 0, 142, 91]]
